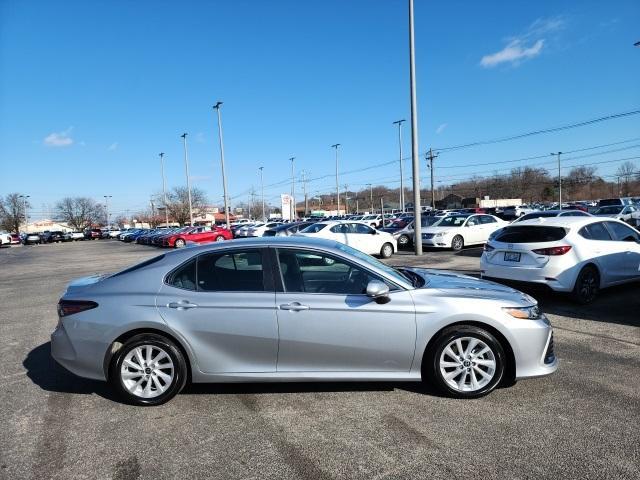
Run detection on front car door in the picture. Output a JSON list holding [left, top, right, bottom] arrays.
[[578, 222, 628, 285], [603, 221, 640, 281], [156, 247, 279, 374], [273, 247, 416, 373]]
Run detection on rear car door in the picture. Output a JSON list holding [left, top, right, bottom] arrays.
[[156, 247, 278, 373], [346, 222, 378, 254], [603, 221, 640, 280], [578, 222, 627, 285], [273, 248, 416, 373]]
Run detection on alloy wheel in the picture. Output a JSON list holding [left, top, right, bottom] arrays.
[[439, 337, 496, 392], [120, 345, 175, 399], [215, 235, 225, 242]]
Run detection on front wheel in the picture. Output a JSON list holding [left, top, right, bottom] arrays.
[[426, 325, 505, 399], [109, 334, 187, 406], [571, 265, 599, 304], [451, 235, 464, 251], [174, 238, 185, 248], [398, 234, 410, 247], [214, 235, 225, 242], [380, 242, 394, 259]]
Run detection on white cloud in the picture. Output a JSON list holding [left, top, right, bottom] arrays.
[[436, 123, 448, 135], [107, 142, 118, 151], [480, 16, 564, 68], [43, 127, 73, 147]]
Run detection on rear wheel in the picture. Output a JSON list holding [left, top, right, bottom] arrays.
[[426, 325, 505, 399], [451, 235, 464, 251], [109, 334, 187, 406], [174, 238, 185, 248], [571, 265, 599, 304], [214, 235, 225, 242], [398, 234, 410, 247], [380, 242, 394, 259]]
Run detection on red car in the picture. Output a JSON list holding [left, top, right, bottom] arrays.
[[163, 226, 232, 248], [10, 233, 21, 244]]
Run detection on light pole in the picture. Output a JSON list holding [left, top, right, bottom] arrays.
[[408, 0, 423, 255], [180, 133, 194, 226], [344, 184, 349, 215], [258, 166, 265, 221], [289, 157, 296, 221], [159, 152, 169, 226], [366, 183, 373, 213], [331, 144, 341, 215], [213, 102, 231, 229], [103, 195, 112, 228], [393, 119, 406, 211], [426, 148, 438, 209], [18, 195, 30, 232], [301, 170, 308, 217], [551, 152, 562, 209]]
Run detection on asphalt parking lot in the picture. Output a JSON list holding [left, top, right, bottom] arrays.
[[1, 241, 639, 480]]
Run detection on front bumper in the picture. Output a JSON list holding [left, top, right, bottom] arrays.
[[506, 314, 558, 379], [421, 236, 450, 248]]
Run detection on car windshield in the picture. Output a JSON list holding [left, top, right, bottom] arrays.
[[333, 242, 411, 287], [595, 206, 623, 214], [433, 215, 469, 227]]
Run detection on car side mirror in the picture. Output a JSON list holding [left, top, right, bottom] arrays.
[[366, 280, 390, 303], [370, 230, 377, 234]]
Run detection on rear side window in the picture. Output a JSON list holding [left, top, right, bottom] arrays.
[[167, 259, 197, 290], [494, 226, 567, 243], [605, 222, 640, 242], [197, 250, 264, 292], [300, 224, 326, 233], [579, 222, 612, 241]]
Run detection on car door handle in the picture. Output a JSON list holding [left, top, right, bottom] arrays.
[[279, 302, 310, 311], [168, 301, 199, 310]]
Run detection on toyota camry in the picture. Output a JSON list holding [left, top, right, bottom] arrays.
[[51, 237, 556, 406]]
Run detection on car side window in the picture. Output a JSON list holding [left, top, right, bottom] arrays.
[[167, 259, 197, 291], [197, 250, 265, 292], [277, 249, 384, 295], [330, 224, 349, 234], [580, 222, 612, 241], [352, 223, 373, 234], [605, 222, 640, 242], [479, 215, 496, 224], [466, 216, 479, 226]]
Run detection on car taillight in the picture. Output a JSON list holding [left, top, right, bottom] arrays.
[[532, 245, 572, 256], [484, 244, 495, 252], [57, 300, 98, 317]]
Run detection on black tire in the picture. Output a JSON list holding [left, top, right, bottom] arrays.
[[571, 265, 599, 304], [380, 242, 394, 259], [425, 325, 506, 399], [451, 235, 464, 251], [214, 235, 225, 242], [109, 333, 187, 406], [398, 234, 410, 248], [174, 238, 185, 248]]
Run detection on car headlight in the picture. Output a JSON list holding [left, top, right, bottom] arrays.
[[433, 232, 445, 238], [502, 305, 541, 320]]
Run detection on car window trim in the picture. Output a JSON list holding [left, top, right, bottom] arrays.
[[271, 246, 405, 296]]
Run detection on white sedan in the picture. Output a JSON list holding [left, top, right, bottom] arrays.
[[480, 216, 640, 303], [247, 222, 284, 237], [421, 214, 506, 251], [297, 221, 397, 258]]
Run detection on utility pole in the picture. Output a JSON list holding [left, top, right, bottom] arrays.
[[103, 195, 112, 228], [180, 133, 194, 226], [289, 157, 296, 221], [355, 198, 359, 213], [18, 195, 30, 232], [150, 197, 156, 224], [426, 148, 438, 209], [380, 197, 384, 215], [213, 102, 231, 229], [258, 166, 265, 221], [159, 152, 169, 226], [408, 0, 422, 255], [393, 119, 406, 211], [331, 144, 341, 215], [367, 183, 373, 213], [551, 152, 562, 210], [302, 170, 308, 217], [344, 184, 349, 215]]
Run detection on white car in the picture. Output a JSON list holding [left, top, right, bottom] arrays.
[[297, 220, 397, 258], [421, 214, 506, 251], [70, 231, 85, 241], [594, 205, 640, 227], [247, 222, 283, 237], [235, 223, 263, 238], [480, 216, 640, 303], [360, 214, 382, 228], [503, 205, 537, 219], [0, 232, 11, 246]]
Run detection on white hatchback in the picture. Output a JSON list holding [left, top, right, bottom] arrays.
[[480, 217, 640, 303], [297, 221, 397, 258]]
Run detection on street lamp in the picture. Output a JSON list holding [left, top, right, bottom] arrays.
[[258, 166, 265, 221], [366, 183, 373, 213], [289, 157, 296, 221], [18, 195, 30, 232], [180, 133, 194, 226], [393, 119, 406, 211], [103, 195, 112, 228], [331, 144, 341, 215], [159, 152, 169, 227], [213, 102, 231, 229], [551, 152, 562, 209]]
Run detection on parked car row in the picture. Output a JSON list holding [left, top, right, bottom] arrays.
[[119, 226, 233, 248]]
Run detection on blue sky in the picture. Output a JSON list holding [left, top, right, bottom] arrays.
[[1, 0, 639, 219]]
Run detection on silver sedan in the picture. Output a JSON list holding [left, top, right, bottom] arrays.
[[51, 237, 557, 406]]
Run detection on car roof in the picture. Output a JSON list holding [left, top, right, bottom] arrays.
[[506, 216, 621, 228]]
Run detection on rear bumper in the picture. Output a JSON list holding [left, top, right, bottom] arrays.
[[480, 259, 575, 292], [51, 323, 107, 381]]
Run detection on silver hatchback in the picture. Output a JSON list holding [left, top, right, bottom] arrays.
[[51, 237, 556, 405]]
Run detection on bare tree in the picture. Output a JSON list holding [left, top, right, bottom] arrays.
[[616, 161, 637, 196], [166, 187, 208, 226], [0, 193, 30, 233], [55, 197, 106, 231]]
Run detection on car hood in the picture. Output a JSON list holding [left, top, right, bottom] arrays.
[[406, 267, 536, 305]]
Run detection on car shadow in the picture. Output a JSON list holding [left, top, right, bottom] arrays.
[[23, 342, 119, 401]]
